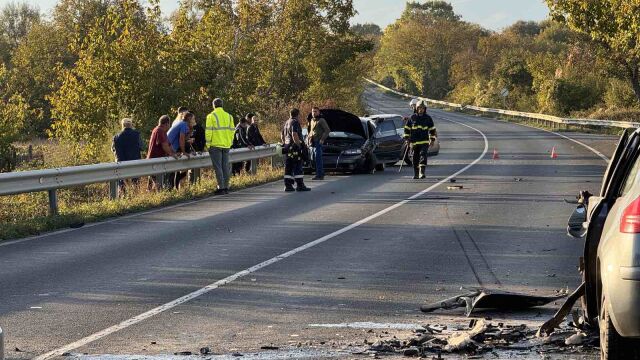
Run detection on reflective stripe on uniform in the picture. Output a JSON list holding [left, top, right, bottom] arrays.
[[294, 175, 304, 179], [284, 175, 294, 179], [412, 140, 430, 145]]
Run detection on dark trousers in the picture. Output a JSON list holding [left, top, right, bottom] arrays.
[[412, 144, 429, 176], [284, 156, 304, 188], [232, 161, 247, 175], [312, 139, 324, 177]]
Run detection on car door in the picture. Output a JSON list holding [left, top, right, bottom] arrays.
[[579, 128, 639, 322], [373, 119, 402, 162]]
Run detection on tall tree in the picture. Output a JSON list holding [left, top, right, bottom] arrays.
[[546, 0, 640, 103], [0, 2, 40, 50]]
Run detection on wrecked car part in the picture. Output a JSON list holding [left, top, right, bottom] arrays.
[[421, 288, 567, 316], [537, 282, 586, 337]]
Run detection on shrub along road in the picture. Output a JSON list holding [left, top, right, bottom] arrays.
[[0, 87, 616, 359]]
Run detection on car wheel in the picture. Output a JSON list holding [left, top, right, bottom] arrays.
[[375, 163, 385, 172], [600, 297, 640, 359]]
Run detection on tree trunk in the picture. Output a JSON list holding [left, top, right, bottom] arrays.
[[626, 62, 640, 104]]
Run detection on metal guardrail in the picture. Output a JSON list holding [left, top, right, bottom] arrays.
[[0, 144, 280, 215], [365, 79, 640, 129]]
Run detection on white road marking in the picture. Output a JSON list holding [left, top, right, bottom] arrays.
[[309, 322, 426, 330], [33, 119, 489, 360]]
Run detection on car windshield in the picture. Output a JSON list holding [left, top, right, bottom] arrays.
[[328, 131, 364, 140]]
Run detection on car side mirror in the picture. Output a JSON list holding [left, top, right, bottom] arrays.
[[567, 204, 588, 239]]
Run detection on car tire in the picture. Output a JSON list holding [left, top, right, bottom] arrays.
[[600, 297, 640, 360], [375, 163, 385, 172]]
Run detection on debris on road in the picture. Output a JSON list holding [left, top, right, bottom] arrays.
[[260, 345, 279, 350], [447, 185, 464, 190], [364, 320, 597, 358], [421, 287, 567, 316]]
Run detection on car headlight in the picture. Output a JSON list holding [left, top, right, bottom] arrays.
[[343, 148, 362, 155]]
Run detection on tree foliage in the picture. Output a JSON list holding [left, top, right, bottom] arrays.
[[375, 1, 630, 116], [546, 0, 640, 102], [0, 0, 371, 164]]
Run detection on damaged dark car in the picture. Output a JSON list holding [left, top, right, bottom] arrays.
[[304, 110, 410, 174]]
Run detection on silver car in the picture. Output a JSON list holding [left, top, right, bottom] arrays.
[[567, 128, 640, 359]]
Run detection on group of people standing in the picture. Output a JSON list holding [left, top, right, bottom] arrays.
[[111, 97, 436, 197], [111, 98, 266, 195], [280, 106, 330, 192]]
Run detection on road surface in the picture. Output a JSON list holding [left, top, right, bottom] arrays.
[[0, 86, 618, 359]]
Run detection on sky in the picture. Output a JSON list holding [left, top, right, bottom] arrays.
[[0, 0, 550, 31]]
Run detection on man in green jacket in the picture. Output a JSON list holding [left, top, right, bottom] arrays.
[[206, 98, 235, 195]]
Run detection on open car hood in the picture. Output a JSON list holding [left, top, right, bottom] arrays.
[[314, 109, 367, 139]]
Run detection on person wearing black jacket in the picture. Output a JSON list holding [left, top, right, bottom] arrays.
[[191, 116, 206, 152], [232, 118, 254, 175], [403, 100, 436, 179], [247, 113, 266, 147], [112, 118, 143, 195]]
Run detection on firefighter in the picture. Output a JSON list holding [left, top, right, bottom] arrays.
[[404, 100, 436, 179], [281, 108, 311, 192]]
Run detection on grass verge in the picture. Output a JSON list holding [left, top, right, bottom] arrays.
[[0, 163, 282, 241]]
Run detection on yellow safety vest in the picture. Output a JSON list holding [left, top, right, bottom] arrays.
[[205, 108, 235, 149]]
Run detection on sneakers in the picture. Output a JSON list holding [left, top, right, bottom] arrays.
[[284, 186, 296, 192], [214, 188, 226, 195], [419, 174, 426, 179]]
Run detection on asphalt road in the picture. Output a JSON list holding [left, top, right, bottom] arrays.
[[0, 86, 618, 359]]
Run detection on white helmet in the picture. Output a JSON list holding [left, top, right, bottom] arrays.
[[416, 99, 428, 109], [409, 99, 419, 108]]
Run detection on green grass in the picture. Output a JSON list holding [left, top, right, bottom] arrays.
[[0, 164, 283, 241]]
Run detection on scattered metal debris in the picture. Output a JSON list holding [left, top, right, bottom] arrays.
[[537, 283, 585, 337], [365, 319, 597, 358], [421, 288, 567, 316]]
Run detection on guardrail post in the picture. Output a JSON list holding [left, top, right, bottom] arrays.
[[0, 326, 4, 360], [250, 159, 258, 175], [190, 168, 201, 185], [109, 181, 118, 200], [48, 189, 58, 216]]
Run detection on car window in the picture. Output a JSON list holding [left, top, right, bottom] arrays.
[[620, 152, 640, 196], [607, 132, 640, 199], [392, 117, 405, 136], [376, 120, 397, 137]]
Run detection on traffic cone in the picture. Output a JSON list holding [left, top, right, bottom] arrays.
[[551, 146, 558, 159], [492, 148, 500, 160]]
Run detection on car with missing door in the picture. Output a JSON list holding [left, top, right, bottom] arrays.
[[566, 128, 640, 359]]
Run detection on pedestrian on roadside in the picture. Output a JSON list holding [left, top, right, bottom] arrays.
[[167, 111, 192, 189], [232, 118, 254, 175], [307, 106, 330, 180], [112, 118, 143, 195], [172, 112, 197, 189], [281, 108, 311, 192], [146, 115, 177, 190], [404, 100, 435, 179], [247, 113, 266, 147], [206, 98, 236, 195], [191, 114, 206, 153]]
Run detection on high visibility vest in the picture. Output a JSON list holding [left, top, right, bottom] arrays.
[[205, 108, 235, 149]]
